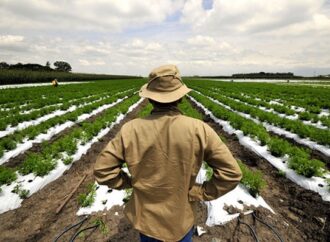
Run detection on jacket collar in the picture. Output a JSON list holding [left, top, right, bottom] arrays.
[[151, 106, 182, 116]]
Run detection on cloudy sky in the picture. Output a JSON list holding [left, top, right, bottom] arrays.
[[1, 0, 330, 76]]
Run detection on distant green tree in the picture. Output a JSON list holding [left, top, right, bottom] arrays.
[[54, 61, 72, 72], [46, 61, 51, 68], [0, 62, 9, 69]]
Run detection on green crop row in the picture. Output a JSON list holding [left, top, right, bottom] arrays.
[[178, 97, 204, 120], [194, 87, 330, 146], [237, 160, 266, 197], [186, 79, 330, 113], [0, 89, 92, 115], [0, 166, 17, 187], [0, 95, 141, 188], [0, 79, 145, 109], [0, 89, 136, 159], [0, 86, 135, 131], [208, 87, 330, 128], [137, 102, 153, 118], [189, 91, 326, 178], [211, 87, 296, 116], [0, 89, 112, 118]]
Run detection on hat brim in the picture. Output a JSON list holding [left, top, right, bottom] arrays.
[[139, 84, 192, 103]]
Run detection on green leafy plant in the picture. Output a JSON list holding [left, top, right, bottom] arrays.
[[138, 103, 153, 118], [288, 156, 325, 178], [1, 138, 17, 150], [63, 156, 73, 165], [12, 184, 30, 199], [78, 183, 97, 207], [93, 218, 108, 235], [268, 138, 290, 157], [19, 153, 56, 176], [299, 112, 313, 121], [203, 162, 213, 181], [123, 188, 133, 203], [178, 98, 203, 120], [238, 160, 266, 197], [0, 166, 17, 186]]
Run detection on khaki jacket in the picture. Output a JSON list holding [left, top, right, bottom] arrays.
[[94, 107, 242, 241]]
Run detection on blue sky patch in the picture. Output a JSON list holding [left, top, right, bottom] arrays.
[[202, 0, 213, 10]]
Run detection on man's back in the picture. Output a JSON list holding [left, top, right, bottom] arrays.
[[94, 107, 241, 241], [94, 64, 241, 242]]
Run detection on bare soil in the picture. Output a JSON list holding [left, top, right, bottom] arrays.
[[0, 100, 329, 242]]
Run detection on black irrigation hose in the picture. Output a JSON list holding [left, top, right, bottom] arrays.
[[53, 216, 88, 242], [238, 216, 260, 242], [69, 224, 99, 242], [253, 212, 284, 242]]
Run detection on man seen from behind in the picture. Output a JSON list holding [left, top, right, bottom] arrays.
[[94, 64, 242, 242]]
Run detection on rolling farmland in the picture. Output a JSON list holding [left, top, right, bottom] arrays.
[[0, 79, 329, 241]]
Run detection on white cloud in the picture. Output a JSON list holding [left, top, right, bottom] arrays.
[[182, 0, 328, 34], [187, 35, 216, 46], [0, 0, 329, 76], [0, 0, 182, 32], [79, 59, 106, 66], [0, 35, 24, 44]]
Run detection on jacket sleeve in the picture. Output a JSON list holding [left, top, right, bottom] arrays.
[[94, 130, 132, 190], [189, 124, 242, 201]]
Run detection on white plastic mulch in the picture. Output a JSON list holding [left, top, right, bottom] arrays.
[[196, 167, 274, 226], [17, 92, 109, 115], [227, 95, 328, 130], [0, 106, 77, 139], [77, 164, 274, 227], [233, 90, 329, 117], [76, 183, 126, 216], [188, 95, 330, 202], [0, 91, 128, 139], [0, 96, 129, 165], [211, 88, 328, 130], [195, 91, 330, 158], [0, 98, 144, 214]]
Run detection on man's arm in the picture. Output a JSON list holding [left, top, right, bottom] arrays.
[[94, 130, 132, 189], [189, 124, 242, 201]]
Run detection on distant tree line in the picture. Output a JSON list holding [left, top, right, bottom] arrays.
[[201, 72, 300, 79], [231, 72, 296, 79], [200, 72, 330, 80], [0, 61, 72, 72], [0, 61, 141, 85]]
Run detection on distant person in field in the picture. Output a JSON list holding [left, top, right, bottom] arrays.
[[52, 79, 58, 87], [94, 64, 242, 242]]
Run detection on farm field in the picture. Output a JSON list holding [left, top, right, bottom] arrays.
[[0, 79, 329, 241]]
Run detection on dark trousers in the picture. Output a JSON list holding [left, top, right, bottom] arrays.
[[140, 227, 194, 242]]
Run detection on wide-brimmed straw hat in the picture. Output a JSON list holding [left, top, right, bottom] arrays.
[[139, 64, 191, 103]]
